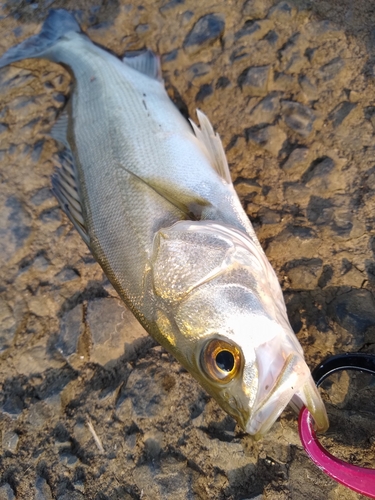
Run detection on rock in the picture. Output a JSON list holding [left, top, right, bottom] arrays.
[[180, 10, 194, 26], [31, 140, 44, 162], [328, 101, 357, 127], [0, 298, 17, 353], [0, 484, 15, 500], [249, 93, 280, 124], [235, 19, 273, 42], [161, 49, 178, 63], [302, 156, 335, 184], [86, 298, 148, 367], [35, 476, 53, 500], [27, 296, 59, 318], [215, 76, 230, 89], [271, 71, 294, 92], [0, 196, 32, 263], [0, 67, 34, 89], [282, 258, 323, 290], [268, 1, 296, 21], [280, 49, 307, 75], [299, 75, 318, 100], [143, 430, 164, 459], [318, 264, 333, 288], [303, 20, 344, 41], [1, 393, 24, 418], [56, 304, 84, 362], [364, 106, 375, 130], [239, 66, 271, 96], [306, 196, 334, 225], [257, 207, 280, 224], [43, 393, 62, 417], [59, 451, 78, 467], [319, 57, 345, 82], [267, 224, 319, 262], [132, 458, 194, 499], [282, 147, 309, 173], [242, 0, 272, 19], [33, 254, 49, 272], [0, 122, 8, 134], [159, 0, 185, 15], [187, 62, 211, 79], [270, 26, 282, 41], [135, 24, 149, 35], [230, 46, 249, 63], [125, 364, 172, 419], [13, 340, 65, 376], [39, 207, 62, 229], [281, 101, 316, 136], [246, 125, 286, 156], [283, 181, 311, 205], [6, 95, 41, 118], [2, 430, 19, 453], [30, 187, 54, 206], [27, 402, 51, 429], [328, 289, 375, 338], [73, 421, 91, 446], [55, 267, 79, 283], [195, 83, 213, 102], [279, 34, 308, 74], [341, 258, 353, 275], [183, 14, 225, 54], [56, 492, 84, 500]]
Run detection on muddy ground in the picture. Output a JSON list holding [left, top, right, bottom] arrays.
[[0, 0, 375, 498]]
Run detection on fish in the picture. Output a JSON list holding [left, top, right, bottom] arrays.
[[0, 9, 328, 437]]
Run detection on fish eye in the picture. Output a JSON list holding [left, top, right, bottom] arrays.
[[201, 339, 242, 383]]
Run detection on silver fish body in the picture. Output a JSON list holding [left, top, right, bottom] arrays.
[[0, 10, 328, 436]]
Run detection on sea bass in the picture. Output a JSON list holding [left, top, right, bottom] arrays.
[[0, 10, 328, 436]]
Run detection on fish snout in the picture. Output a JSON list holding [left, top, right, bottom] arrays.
[[244, 350, 329, 437]]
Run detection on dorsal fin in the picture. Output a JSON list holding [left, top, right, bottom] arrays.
[[122, 49, 162, 81], [51, 148, 90, 246], [50, 109, 69, 148], [189, 109, 232, 185]]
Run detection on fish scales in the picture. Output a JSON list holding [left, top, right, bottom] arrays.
[[59, 35, 251, 315], [0, 9, 328, 437]]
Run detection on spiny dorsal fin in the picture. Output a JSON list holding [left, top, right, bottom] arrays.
[[122, 49, 162, 81], [51, 148, 89, 246], [189, 109, 232, 185], [50, 109, 69, 148]]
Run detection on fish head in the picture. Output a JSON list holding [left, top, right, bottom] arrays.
[[151, 221, 328, 437]]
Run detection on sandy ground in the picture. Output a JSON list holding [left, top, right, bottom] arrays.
[[0, 0, 374, 498]]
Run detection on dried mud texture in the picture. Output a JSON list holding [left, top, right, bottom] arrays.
[[0, 0, 375, 499]]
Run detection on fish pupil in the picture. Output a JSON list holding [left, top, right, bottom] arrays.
[[216, 350, 234, 372]]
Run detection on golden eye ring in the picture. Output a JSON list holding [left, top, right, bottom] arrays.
[[201, 339, 242, 383]]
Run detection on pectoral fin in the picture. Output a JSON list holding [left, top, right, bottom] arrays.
[[51, 147, 89, 246]]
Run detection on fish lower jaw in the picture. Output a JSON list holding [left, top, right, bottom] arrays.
[[245, 357, 329, 437]]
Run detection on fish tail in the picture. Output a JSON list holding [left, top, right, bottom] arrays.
[[0, 9, 81, 68]]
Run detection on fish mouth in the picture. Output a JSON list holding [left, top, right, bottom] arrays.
[[245, 349, 329, 438]]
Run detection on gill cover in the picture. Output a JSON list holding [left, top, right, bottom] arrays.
[[151, 220, 280, 308]]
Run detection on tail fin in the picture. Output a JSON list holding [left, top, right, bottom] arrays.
[[0, 9, 81, 68]]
